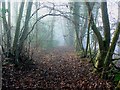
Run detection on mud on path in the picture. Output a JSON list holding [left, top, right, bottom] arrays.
[[3, 46, 114, 89]]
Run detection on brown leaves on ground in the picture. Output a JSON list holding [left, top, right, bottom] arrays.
[[2, 47, 114, 90]]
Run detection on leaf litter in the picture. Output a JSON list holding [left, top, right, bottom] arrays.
[[2, 47, 114, 90]]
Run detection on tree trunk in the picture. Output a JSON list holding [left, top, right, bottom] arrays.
[[8, 2, 11, 49], [12, 2, 25, 57], [13, 2, 25, 64], [35, 1, 39, 48], [101, 2, 110, 51], [86, 2, 107, 72], [73, 2, 81, 52], [86, 2, 120, 78], [18, 2, 33, 51], [2, 2, 11, 57], [15, 1, 33, 64], [103, 22, 120, 77], [85, 15, 91, 56]]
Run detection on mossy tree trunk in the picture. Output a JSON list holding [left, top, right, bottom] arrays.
[[95, 2, 111, 72], [86, 2, 105, 72], [103, 22, 120, 78], [86, 2, 120, 78]]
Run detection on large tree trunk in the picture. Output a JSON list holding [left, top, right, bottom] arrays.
[[14, 1, 33, 64], [94, 2, 111, 72], [103, 22, 120, 78], [86, 2, 120, 79], [12, 2, 25, 64], [19, 2, 33, 49], [86, 2, 105, 72], [101, 2, 110, 50], [12, 2, 25, 53], [100, 2, 110, 68]]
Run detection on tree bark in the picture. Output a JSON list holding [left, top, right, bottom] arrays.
[[86, 2, 120, 77], [73, 2, 81, 52], [12, 2, 25, 54], [86, 2, 107, 72], [103, 22, 120, 74], [2, 2, 11, 56], [19, 1, 33, 51], [101, 2, 110, 53]]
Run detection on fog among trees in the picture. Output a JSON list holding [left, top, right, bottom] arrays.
[[0, 0, 120, 89]]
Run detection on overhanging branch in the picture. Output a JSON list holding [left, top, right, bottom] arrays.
[[22, 13, 74, 43]]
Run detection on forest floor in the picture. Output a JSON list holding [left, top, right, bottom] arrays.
[[2, 46, 114, 90]]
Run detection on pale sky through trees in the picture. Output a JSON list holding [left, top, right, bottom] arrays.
[[2, 0, 120, 46], [8, 0, 120, 46]]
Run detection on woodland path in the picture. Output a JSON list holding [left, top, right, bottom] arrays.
[[3, 46, 114, 89]]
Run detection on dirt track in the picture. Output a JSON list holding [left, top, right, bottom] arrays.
[[2, 46, 114, 89]]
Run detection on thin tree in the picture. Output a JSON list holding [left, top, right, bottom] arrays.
[[2, 2, 11, 57]]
